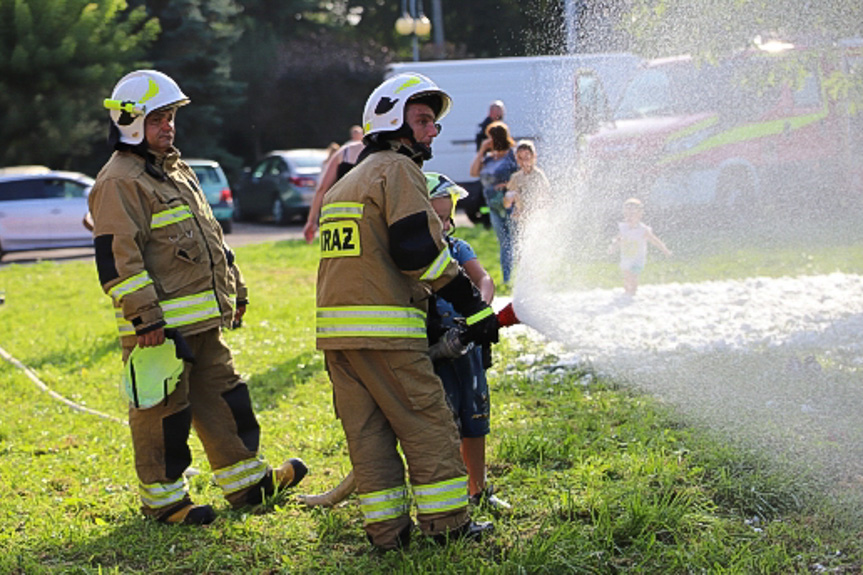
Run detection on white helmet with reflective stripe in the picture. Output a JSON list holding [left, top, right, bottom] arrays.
[[362, 73, 452, 142], [104, 70, 190, 145]]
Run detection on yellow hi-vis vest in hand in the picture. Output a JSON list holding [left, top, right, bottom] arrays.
[[122, 339, 184, 409]]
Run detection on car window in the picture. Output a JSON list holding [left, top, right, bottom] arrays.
[[192, 166, 220, 184], [0, 179, 43, 201], [793, 71, 821, 109], [252, 159, 271, 179], [42, 178, 88, 199], [268, 158, 287, 177]]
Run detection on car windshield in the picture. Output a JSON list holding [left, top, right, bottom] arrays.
[[614, 62, 724, 120]]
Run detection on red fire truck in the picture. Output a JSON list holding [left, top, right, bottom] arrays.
[[576, 39, 863, 217]]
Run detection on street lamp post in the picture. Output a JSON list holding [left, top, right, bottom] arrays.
[[395, 0, 431, 62]]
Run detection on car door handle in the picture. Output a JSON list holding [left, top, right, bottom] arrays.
[[50, 208, 62, 214]]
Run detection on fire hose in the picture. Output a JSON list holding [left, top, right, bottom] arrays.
[[297, 301, 521, 507]]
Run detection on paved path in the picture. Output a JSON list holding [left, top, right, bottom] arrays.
[[0, 213, 477, 267], [0, 221, 307, 267]]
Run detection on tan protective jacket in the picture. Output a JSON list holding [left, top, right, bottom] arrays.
[[316, 144, 461, 352], [89, 148, 246, 348]]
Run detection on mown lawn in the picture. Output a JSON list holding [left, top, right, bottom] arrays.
[[1, 220, 863, 574]]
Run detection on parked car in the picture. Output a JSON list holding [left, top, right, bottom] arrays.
[[0, 166, 95, 259], [186, 158, 234, 233], [233, 149, 329, 224]]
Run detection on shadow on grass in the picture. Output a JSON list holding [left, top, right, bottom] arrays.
[[246, 350, 325, 410], [28, 333, 119, 372]]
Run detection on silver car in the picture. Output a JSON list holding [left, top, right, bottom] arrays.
[[0, 166, 94, 259]]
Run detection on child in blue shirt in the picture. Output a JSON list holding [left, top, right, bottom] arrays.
[[425, 172, 509, 509]]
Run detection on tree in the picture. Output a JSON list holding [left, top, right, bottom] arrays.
[[223, 0, 390, 170], [126, 0, 246, 172], [623, 0, 863, 58], [338, 0, 570, 60], [0, 0, 158, 172], [620, 0, 863, 114]]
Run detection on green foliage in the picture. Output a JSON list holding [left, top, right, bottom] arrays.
[[3, 232, 863, 572], [0, 0, 158, 172], [623, 0, 863, 58], [125, 0, 246, 172]]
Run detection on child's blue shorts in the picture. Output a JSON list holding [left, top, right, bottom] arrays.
[[434, 345, 490, 438]]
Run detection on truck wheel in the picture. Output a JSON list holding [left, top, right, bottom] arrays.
[[716, 169, 753, 211]]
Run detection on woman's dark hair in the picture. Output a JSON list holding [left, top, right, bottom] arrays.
[[485, 121, 515, 151]]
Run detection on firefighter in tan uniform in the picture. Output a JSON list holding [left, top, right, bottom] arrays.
[[90, 70, 307, 525], [316, 73, 499, 550]]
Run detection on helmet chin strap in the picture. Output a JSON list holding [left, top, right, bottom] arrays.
[[363, 131, 433, 166], [399, 130, 432, 163]]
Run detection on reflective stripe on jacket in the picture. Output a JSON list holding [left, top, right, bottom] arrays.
[[315, 146, 461, 351]]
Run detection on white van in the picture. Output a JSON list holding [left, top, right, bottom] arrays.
[[388, 53, 641, 221]]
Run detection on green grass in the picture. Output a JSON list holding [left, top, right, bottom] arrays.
[[2, 221, 863, 573]]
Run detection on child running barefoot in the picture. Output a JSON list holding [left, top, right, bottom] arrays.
[[608, 198, 672, 296], [425, 172, 510, 510]]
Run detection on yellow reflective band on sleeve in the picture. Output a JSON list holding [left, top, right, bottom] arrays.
[[316, 306, 427, 339], [320, 202, 364, 222], [320, 220, 361, 258], [151, 205, 194, 229], [213, 457, 269, 495], [161, 291, 221, 327], [114, 290, 221, 336], [139, 478, 187, 509], [412, 476, 468, 515], [359, 485, 409, 524], [108, 271, 153, 302], [465, 306, 493, 326], [419, 246, 453, 281], [115, 308, 135, 335]]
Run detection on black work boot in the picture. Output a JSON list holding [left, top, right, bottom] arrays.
[[237, 458, 309, 507], [432, 520, 494, 544], [156, 501, 216, 526], [274, 458, 309, 489]]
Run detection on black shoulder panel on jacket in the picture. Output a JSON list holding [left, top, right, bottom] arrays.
[[389, 211, 440, 272], [94, 234, 120, 286], [223, 245, 236, 268]]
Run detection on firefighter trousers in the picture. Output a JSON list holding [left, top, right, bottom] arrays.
[[124, 328, 269, 517], [325, 348, 470, 549]]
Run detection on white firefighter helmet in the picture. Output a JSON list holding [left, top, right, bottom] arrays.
[[104, 70, 190, 145], [362, 73, 452, 141], [121, 340, 184, 409]]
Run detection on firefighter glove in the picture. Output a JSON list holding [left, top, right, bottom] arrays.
[[463, 306, 499, 346]]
